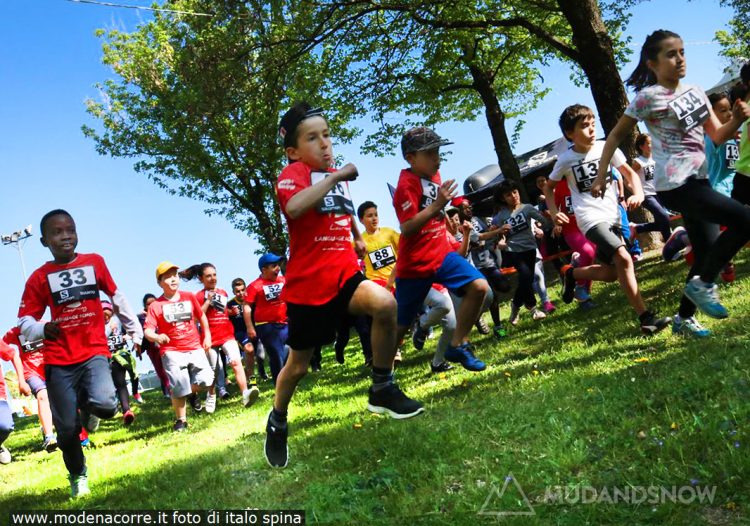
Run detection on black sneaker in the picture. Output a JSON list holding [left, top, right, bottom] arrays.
[[430, 361, 454, 374], [367, 383, 425, 419], [188, 393, 203, 412], [172, 419, 188, 432], [640, 311, 672, 335], [561, 264, 576, 304], [412, 322, 429, 350], [264, 413, 289, 468]]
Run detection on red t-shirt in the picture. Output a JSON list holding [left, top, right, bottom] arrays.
[[144, 291, 203, 354], [553, 178, 580, 236], [393, 169, 451, 279], [247, 276, 288, 324], [18, 253, 117, 366], [195, 288, 235, 346], [0, 340, 15, 400], [276, 161, 360, 305], [3, 327, 45, 381]]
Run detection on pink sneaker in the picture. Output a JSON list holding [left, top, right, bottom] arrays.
[[542, 301, 556, 314]]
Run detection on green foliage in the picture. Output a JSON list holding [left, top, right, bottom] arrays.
[[715, 0, 750, 61]]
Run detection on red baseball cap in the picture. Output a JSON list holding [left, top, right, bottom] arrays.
[[451, 196, 470, 207]]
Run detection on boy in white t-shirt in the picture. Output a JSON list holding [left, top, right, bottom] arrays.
[[543, 104, 671, 335]]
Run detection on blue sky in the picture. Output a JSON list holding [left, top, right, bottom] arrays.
[[0, 0, 736, 373]]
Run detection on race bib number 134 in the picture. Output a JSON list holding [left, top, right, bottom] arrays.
[[668, 88, 709, 132]]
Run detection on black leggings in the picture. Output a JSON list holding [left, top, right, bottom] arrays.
[[731, 173, 750, 206], [505, 249, 538, 309], [657, 178, 750, 318], [111, 360, 137, 412]]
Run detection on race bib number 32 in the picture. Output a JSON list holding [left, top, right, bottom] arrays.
[[163, 301, 193, 324], [506, 212, 529, 235], [311, 171, 354, 215], [46, 265, 98, 306], [668, 88, 709, 132]]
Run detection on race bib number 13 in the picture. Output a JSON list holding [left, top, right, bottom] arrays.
[[47, 265, 98, 306], [668, 88, 709, 132], [571, 159, 600, 193], [726, 143, 739, 170], [311, 171, 354, 215]]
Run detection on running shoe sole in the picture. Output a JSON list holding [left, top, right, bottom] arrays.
[[366, 403, 425, 420]]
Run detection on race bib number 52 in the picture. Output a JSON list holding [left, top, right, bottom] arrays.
[[47, 265, 98, 306], [262, 283, 284, 301]]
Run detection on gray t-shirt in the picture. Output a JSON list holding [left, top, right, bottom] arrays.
[[469, 216, 497, 269], [492, 204, 546, 253]]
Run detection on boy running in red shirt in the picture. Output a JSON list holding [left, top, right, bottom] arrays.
[[266, 102, 423, 469], [0, 339, 26, 464], [246, 254, 289, 384], [17, 209, 143, 497], [392, 128, 490, 371], [144, 262, 215, 432]]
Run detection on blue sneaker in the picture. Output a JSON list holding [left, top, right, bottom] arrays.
[[573, 285, 591, 303], [684, 277, 728, 319], [672, 315, 711, 338], [444, 343, 486, 371], [412, 322, 429, 350]]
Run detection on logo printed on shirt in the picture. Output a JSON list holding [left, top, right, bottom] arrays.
[[277, 179, 296, 191], [163, 301, 193, 324], [262, 283, 284, 301], [668, 88, 709, 131], [46, 265, 99, 306]]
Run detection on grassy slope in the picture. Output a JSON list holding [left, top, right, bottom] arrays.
[[1, 252, 749, 526]]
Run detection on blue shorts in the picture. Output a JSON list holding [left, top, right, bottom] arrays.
[[28, 375, 47, 397], [395, 251, 484, 327]]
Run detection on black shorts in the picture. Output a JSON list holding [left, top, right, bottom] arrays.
[[286, 272, 366, 350], [585, 223, 625, 265]]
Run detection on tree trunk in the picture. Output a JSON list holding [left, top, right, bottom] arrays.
[[466, 61, 528, 202], [557, 0, 660, 249]]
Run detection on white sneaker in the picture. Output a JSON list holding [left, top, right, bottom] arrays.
[[205, 393, 217, 414], [0, 445, 11, 464], [509, 304, 521, 326], [242, 386, 259, 408], [531, 307, 547, 321]]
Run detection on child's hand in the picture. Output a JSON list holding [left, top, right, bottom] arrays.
[[157, 334, 170, 345], [461, 220, 472, 236], [625, 193, 644, 211], [353, 238, 367, 258], [18, 379, 31, 397], [335, 163, 359, 182], [500, 223, 512, 235], [590, 177, 606, 198], [553, 225, 563, 237], [435, 180, 458, 208], [553, 211, 570, 226], [732, 99, 750, 122], [228, 305, 240, 317], [43, 321, 61, 340]]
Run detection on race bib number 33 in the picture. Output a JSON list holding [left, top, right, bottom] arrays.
[[163, 301, 193, 324], [47, 266, 98, 306]]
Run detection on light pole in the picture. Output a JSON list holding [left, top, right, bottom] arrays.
[[2, 225, 33, 281]]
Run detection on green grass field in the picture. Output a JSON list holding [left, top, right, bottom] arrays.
[[2, 251, 750, 525]]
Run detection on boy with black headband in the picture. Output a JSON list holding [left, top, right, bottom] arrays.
[[266, 102, 423, 469]]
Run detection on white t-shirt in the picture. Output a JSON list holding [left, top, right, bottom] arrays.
[[635, 155, 657, 196], [624, 83, 710, 191], [549, 141, 624, 235]]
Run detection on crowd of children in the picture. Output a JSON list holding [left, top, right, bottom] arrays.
[[1, 30, 749, 500]]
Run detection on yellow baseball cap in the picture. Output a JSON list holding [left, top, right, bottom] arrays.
[[155, 261, 179, 281]]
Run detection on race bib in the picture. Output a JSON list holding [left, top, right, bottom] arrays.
[[163, 301, 192, 324], [368, 245, 397, 271], [209, 293, 227, 312], [564, 195, 575, 215], [311, 171, 354, 215], [505, 212, 529, 235], [668, 88, 709, 132], [726, 143, 739, 170], [643, 164, 655, 181], [571, 159, 600, 193], [19, 335, 43, 353], [262, 283, 284, 301], [108, 333, 125, 352], [420, 179, 440, 210], [46, 265, 98, 306], [474, 249, 492, 267]]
